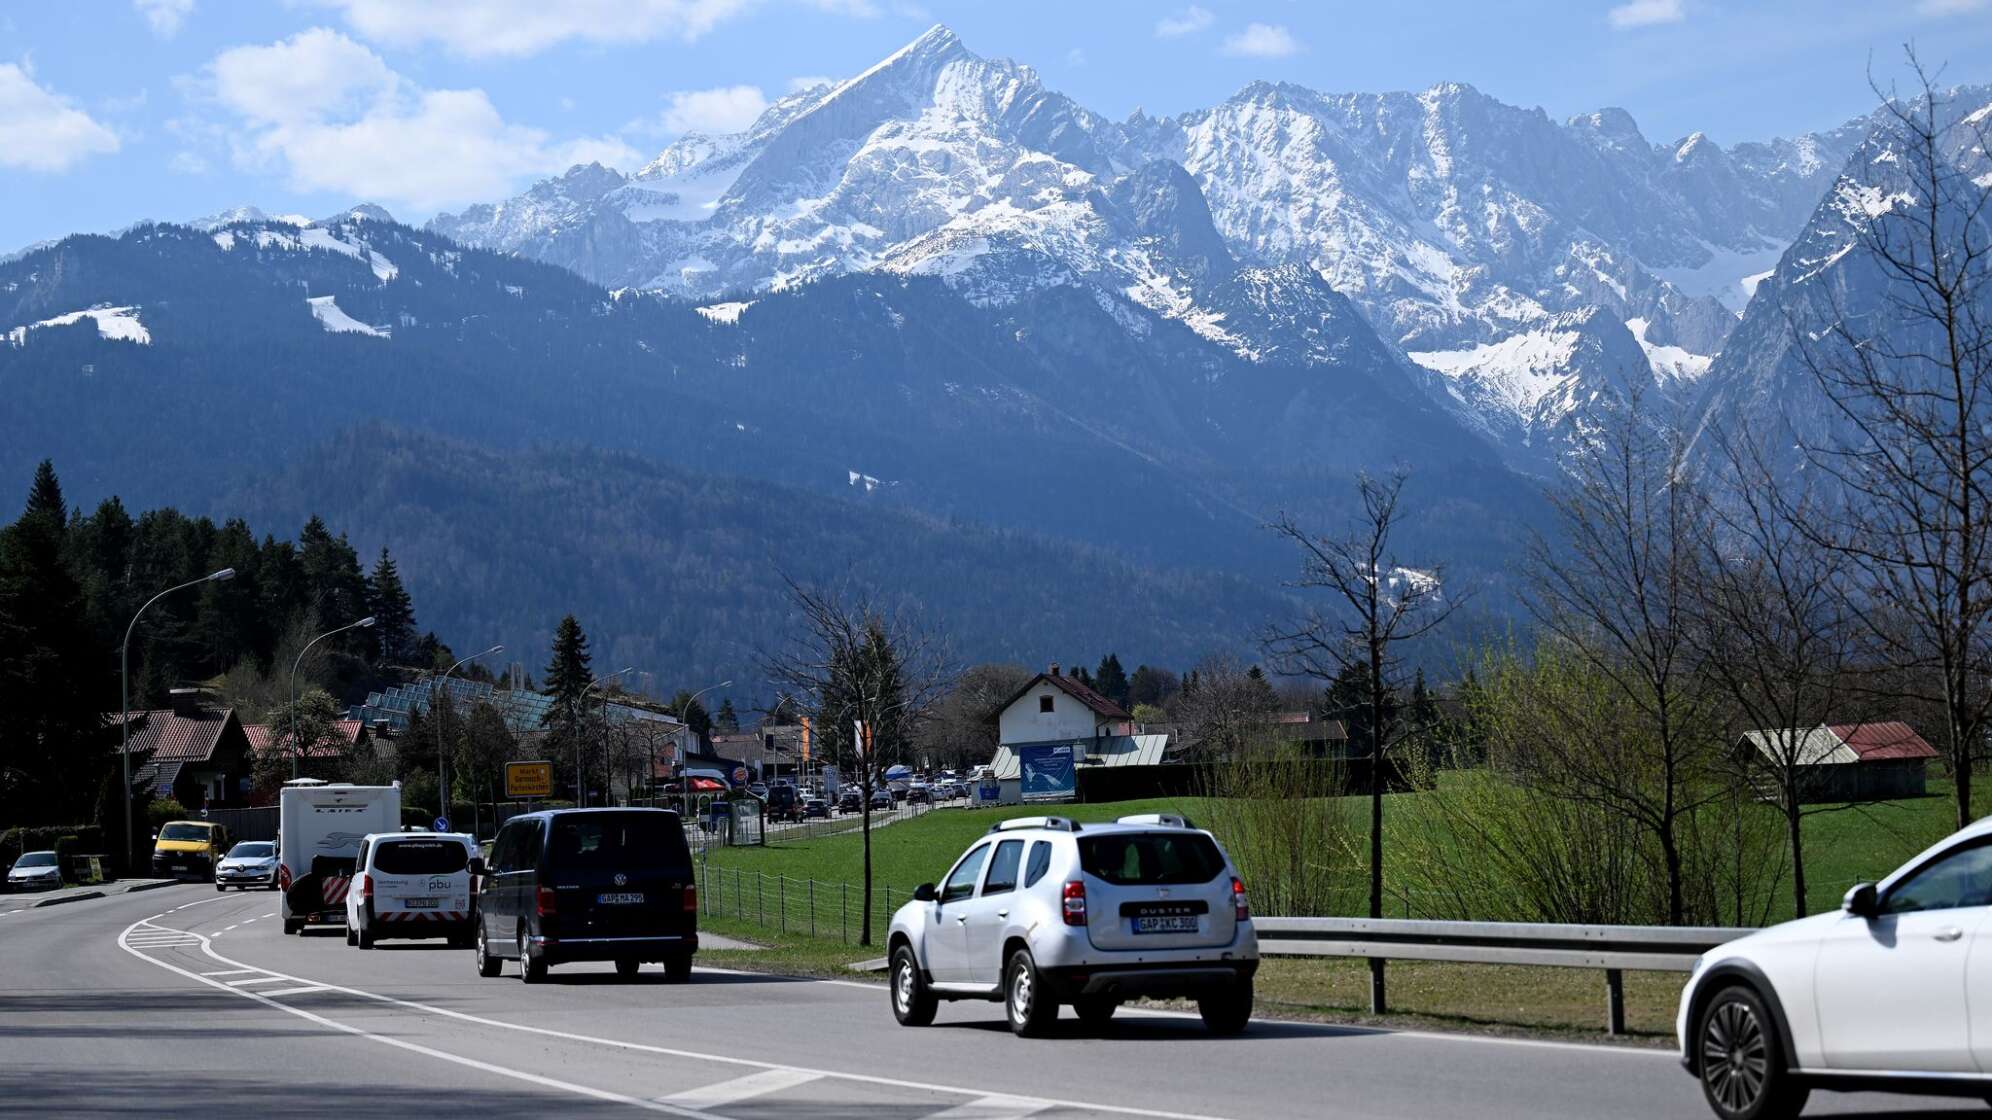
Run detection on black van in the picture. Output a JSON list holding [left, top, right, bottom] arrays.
[[472, 808, 698, 983]]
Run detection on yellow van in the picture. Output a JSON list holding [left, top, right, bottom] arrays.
[[152, 820, 231, 881]]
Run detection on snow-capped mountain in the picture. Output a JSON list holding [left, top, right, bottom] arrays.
[[431, 24, 1892, 475]]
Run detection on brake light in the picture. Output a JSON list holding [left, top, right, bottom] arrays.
[[683, 885, 698, 912], [359, 873, 373, 900], [278, 864, 292, 891], [1062, 880, 1087, 926], [536, 886, 557, 916], [1232, 876, 1250, 922]]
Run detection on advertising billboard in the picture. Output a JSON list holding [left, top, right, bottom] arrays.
[[1017, 743, 1076, 802]]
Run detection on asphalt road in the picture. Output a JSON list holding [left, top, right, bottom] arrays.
[[0, 885, 1974, 1119]]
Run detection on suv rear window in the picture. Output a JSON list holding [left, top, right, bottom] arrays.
[[1079, 832, 1225, 886], [372, 840, 469, 875], [546, 813, 690, 870]]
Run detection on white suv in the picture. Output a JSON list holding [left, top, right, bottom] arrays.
[[1679, 817, 1992, 1118], [886, 814, 1258, 1036], [345, 831, 477, 950]]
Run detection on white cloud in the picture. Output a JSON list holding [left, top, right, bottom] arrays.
[[1220, 23, 1301, 58], [662, 85, 769, 134], [197, 29, 638, 210], [1155, 5, 1214, 38], [168, 150, 209, 174], [318, 0, 755, 58], [135, 0, 194, 38], [0, 63, 121, 172], [1607, 0, 1684, 28], [1917, 0, 1987, 14], [1065, 47, 1086, 68], [788, 75, 836, 92]]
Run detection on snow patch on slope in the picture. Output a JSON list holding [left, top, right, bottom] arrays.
[[1626, 317, 1713, 386], [306, 296, 388, 337], [695, 300, 755, 324], [8, 305, 150, 346]]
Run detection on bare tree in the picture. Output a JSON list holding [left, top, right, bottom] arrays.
[[1173, 656, 1278, 763], [1686, 431, 1860, 918], [760, 576, 951, 946], [1264, 469, 1456, 938], [1526, 397, 1722, 925], [915, 662, 1031, 771], [1788, 55, 1992, 831]]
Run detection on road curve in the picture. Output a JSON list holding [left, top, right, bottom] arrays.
[[0, 884, 1966, 1118]]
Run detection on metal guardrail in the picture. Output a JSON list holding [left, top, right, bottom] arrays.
[[1253, 916, 1752, 1035]]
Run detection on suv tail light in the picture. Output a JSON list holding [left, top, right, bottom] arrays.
[[278, 864, 292, 891], [1232, 876, 1250, 922], [359, 873, 373, 900], [535, 886, 557, 916], [1062, 880, 1087, 926], [682, 885, 698, 912]]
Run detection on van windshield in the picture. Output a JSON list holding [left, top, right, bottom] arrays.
[[372, 840, 469, 876], [546, 813, 688, 870], [1078, 832, 1225, 886], [158, 824, 209, 841]]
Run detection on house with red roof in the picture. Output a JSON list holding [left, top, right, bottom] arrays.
[[111, 688, 255, 809], [984, 664, 1165, 803], [1740, 722, 1940, 802]]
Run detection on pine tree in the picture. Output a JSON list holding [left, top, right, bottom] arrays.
[[1094, 653, 1130, 708], [714, 697, 739, 732], [670, 691, 714, 747], [367, 547, 417, 665], [541, 615, 593, 794]]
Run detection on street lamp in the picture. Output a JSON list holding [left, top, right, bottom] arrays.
[[121, 568, 234, 871], [436, 644, 503, 832], [288, 616, 376, 779], [576, 667, 635, 807]]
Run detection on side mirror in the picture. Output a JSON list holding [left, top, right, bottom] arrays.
[[1843, 882, 1879, 919], [468, 857, 487, 879], [913, 883, 938, 903]]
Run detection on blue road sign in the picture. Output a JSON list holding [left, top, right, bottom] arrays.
[[433, 816, 450, 833]]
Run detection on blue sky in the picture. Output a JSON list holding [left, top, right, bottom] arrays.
[[3, 1, 1988, 252]]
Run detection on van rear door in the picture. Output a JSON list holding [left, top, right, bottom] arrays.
[[1079, 831, 1238, 952], [541, 812, 694, 939], [369, 838, 472, 921]]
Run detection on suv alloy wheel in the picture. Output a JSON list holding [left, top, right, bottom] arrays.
[[891, 945, 937, 1026], [519, 929, 547, 983], [1005, 949, 1057, 1037], [1697, 986, 1807, 1120], [475, 923, 501, 977]]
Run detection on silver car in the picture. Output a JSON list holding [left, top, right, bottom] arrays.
[[215, 840, 279, 891], [7, 851, 63, 892], [886, 814, 1258, 1036]]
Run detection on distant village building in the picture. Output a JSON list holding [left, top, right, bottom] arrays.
[[1739, 722, 1939, 802], [986, 664, 1167, 803]]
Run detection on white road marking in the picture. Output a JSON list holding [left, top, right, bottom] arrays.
[[118, 920, 1236, 1120], [201, 969, 258, 976], [927, 1095, 1052, 1120], [259, 985, 329, 998], [657, 1069, 822, 1110], [226, 976, 286, 986]]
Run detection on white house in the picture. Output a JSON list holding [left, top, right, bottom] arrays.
[[985, 664, 1163, 803]]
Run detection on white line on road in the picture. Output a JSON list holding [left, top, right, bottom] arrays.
[[118, 920, 1236, 1120], [226, 976, 286, 986], [656, 1069, 822, 1110], [201, 969, 259, 976], [259, 985, 329, 998], [927, 1095, 1052, 1120]]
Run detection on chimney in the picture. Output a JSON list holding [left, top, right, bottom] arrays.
[[1048, 662, 1060, 677], [168, 687, 206, 717]]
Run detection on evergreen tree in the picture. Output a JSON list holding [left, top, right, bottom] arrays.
[[541, 615, 593, 794], [1128, 664, 1179, 709], [24, 460, 63, 522], [367, 547, 417, 665], [670, 691, 714, 746], [1320, 661, 1397, 758], [1094, 653, 1130, 708], [714, 697, 739, 732]]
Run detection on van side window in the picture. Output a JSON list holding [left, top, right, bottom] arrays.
[[491, 825, 519, 873], [982, 839, 1024, 895], [523, 821, 544, 868], [943, 844, 990, 903], [1023, 840, 1052, 889]]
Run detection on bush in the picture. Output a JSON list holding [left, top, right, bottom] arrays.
[[1200, 747, 1359, 916], [0, 824, 104, 868], [147, 799, 190, 832]]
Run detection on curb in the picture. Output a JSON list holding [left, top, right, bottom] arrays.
[[116, 879, 182, 894], [32, 889, 105, 908], [849, 957, 888, 973]]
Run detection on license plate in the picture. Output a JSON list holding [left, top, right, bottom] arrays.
[[1133, 915, 1200, 934], [598, 892, 645, 905], [403, 898, 440, 909]]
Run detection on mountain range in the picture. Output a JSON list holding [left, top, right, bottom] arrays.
[[3, 25, 1987, 687]]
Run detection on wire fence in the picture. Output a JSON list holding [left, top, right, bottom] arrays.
[[694, 862, 911, 947]]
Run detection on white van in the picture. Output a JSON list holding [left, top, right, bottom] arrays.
[[345, 831, 477, 949]]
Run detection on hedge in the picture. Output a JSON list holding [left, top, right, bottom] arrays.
[[1, 825, 104, 868]]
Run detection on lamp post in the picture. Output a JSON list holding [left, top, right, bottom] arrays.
[[575, 667, 634, 807], [436, 643, 503, 833], [121, 568, 235, 871], [288, 616, 376, 780]]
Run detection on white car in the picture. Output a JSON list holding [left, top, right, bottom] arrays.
[[345, 832, 476, 950], [886, 814, 1257, 1036], [1679, 817, 1992, 1118], [215, 840, 279, 891], [7, 851, 62, 891]]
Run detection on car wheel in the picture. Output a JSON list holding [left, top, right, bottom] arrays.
[[345, 926, 357, 947], [615, 959, 641, 979], [891, 945, 937, 1027], [519, 930, 547, 983], [215, 883, 225, 893], [664, 952, 693, 984], [283, 918, 302, 935], [1004, 949, 1057, 1037], [475, 925, 502, 977], [1198, 978, 1253, 1036], [1074, 996, 1118, 1029], [1697, 985, 1808, 1120]]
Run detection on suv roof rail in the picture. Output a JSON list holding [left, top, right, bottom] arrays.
[[1115, 812, 1194, 829], [988, 815, 1081, 834]]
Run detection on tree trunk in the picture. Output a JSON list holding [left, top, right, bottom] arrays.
[[1956, 724, 1974, 832], [1785, 778, 1807, 920], [1368, 638, 1385, 921], [860, 761, 874, 947], [1659, 817, 1685, 926]]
